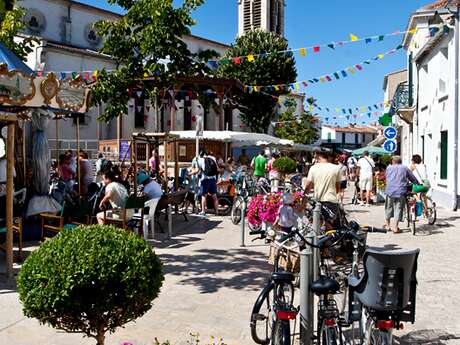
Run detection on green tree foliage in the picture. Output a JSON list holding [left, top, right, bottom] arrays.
[[272, 156, 297, 175], [218, 30, 297, 132], [275, 98, 319, 144], [0, 2, 37, 61], [91, 0, 218, 123], [17, 225, 164, 345]]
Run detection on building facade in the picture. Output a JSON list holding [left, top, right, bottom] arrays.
[[238, 0, 285, 36], [392, 1, 460, 209], [20, 0, 247, 158], [320, 125, 378, 151]]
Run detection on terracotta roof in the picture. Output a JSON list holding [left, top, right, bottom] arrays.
[[323, 125, 379, 134], [421, 0, 460, 9]]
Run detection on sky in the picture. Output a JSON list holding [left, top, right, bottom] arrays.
[[78, 0, 430, 126]]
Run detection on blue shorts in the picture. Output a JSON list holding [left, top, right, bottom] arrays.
[[200, 178, 217, 196]]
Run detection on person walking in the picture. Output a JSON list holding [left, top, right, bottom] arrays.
[[251, 150, 267, 180], [267, 153, 280, 192], [347, 155, 358, 181], [304, 151, 341, 219], [190, 150, 219, 217], [338, 157, 348, 204], [357, 151, 375, 207], [384, 155, 419, 234], [148, 150, 157, 176]]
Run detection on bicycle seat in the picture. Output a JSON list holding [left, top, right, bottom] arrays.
[[271, 272, 295, 283], [310, 275, 340, 295]]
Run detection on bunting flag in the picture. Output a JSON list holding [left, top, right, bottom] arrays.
[[245, 45, 403, 92], [207, 27, 428, 65]]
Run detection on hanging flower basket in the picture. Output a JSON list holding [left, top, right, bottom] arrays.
[[247, 192, 303, 226]]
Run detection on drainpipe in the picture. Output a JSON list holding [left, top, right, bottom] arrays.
[[447, 3, 459, 210]]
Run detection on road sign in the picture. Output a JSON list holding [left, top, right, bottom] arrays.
[[383, 126, 397, 140], [383, 139, 397, 153]]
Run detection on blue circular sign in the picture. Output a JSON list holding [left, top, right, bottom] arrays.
[[383, 127, 397, 140], [383, 139, 397, 153]]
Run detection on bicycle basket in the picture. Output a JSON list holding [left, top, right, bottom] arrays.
[[268, 245, 300, 273], [325, 231, 368, 265]]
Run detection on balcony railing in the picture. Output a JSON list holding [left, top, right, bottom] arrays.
[[393, 82, 413, 109]]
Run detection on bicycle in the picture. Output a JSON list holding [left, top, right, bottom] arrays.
[[405, 192, 436, 235]]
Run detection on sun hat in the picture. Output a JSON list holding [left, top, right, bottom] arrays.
[[137, 171, 150, 185]]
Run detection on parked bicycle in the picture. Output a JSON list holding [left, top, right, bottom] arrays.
[[405, 192, 436, 235]]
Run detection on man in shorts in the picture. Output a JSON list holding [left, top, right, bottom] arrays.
[[190, 150, 219, 217], [357, 151, 375, 207], [384, 155, 418, 233]]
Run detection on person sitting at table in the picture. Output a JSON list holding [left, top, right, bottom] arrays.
[[137, 171, 163, 201], [97, 170, 130, 224]]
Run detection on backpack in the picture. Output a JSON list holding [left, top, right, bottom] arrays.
[[203, 157, 218, 177]]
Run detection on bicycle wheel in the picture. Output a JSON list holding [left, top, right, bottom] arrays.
[[251, 283, 274, 345], [231, 197, 243, 225], [370, 329, 393, 345], [320, 326, 340, 345], [271, 319, 291, 345], [426, 197, 437, 225], [405, 199, 412, 228]]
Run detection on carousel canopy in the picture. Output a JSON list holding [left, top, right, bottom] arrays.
[[0, 43, 33, 74]]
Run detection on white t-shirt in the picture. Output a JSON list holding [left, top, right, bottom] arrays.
[[339, 163, 348, 182], [143, 180, 163, 200], [357, 157, 375, 179], [413, 163, 428, 183], [306, 162, 341, 203], [105, 182, 128, 209], [347, 156, 357, 168], [197, 156, 217, 181]]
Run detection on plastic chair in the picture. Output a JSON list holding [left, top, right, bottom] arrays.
[[348, 248, 419, 323], [142, 197, 160, 240]]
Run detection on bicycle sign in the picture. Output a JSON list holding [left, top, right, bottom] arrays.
[[383, 126, 397, 140], [383, 139, 397, 153]]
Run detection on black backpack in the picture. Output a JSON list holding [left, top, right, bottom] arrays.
[[100, 159, 112, 173], [203, 157, 218, 177]]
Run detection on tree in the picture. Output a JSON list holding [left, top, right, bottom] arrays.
[[218, 30, 297, 132], [275, 98, 319, 144], [17, 225, 164, 345], [0, 2, 37, 61], [91, 0, 218, 123]]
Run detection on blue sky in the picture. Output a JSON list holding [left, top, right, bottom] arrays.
[[80, 0, 429, 126]]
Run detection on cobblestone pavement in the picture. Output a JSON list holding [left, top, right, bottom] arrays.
[[1, 191, 460, 345]]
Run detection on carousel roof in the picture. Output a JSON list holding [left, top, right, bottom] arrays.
[[0, 43, 33, 74]]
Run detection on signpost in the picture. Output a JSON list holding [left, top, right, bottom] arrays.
[[383, 126, 397, 140], [383, 139, 397, 153]]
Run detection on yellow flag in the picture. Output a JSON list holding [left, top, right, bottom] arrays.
[[295, 83, 300, 90], [360, 106, 366, 113], [347, 67, 356, 74], [308, 105, 313, 111], [274, 85, 280, 91], [335, 108, 340, 113], [378, 54, 385, 59], [253, 85, 258, 91], [408, 28, 418, 34], [247, 54, 255, 62], [350, 33, 359, 41], [144, 72, 149, 77], [299, 48, 307, 57], [320, 77, 326, 83]]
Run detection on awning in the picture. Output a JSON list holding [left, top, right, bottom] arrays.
[[352, 146, 388, 157], [0, 43, 33, 74]]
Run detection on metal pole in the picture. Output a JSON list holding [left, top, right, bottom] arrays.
[[6, 123, 15, 279], [167, 204, 173, 239], [300, 231, 315, 345], [76, 116, 81, 197], [240, 199, 246, 247], [312, 201, 321, 280]]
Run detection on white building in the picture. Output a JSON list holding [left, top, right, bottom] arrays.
[[394, 0, 460, 209], [238, 0, 285, 36], [20, 0, 246, 158], [320, 125, 378, 151]]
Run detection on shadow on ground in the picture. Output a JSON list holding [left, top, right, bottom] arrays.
[[160, 247, 271, 293], [394, 329, 460, 345]]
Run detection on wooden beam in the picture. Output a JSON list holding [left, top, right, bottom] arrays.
[[174, 140, 179, 191], [6, 123, 15, 278], [76, 116, 81, 197], [0, 113, 18, 122]]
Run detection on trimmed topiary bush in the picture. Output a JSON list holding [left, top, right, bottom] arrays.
[[17, 225, 164, 345], [272, 156, 297, 175]]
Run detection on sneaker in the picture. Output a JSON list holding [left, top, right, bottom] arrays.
[[365, 203, 370, 207], [359, 202, 364, 206], [197, 212, 207, 217]]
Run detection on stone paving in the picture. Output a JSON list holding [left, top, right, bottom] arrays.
[[1, 191, 460, 345]]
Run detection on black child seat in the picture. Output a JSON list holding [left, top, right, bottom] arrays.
[[347, 248, 419, 323], [310, 275, 341, 296]]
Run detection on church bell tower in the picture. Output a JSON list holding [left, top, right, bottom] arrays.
[[238, 0, 285, 36]]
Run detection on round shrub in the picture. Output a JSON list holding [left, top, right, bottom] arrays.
[[272, 156, 297, 174], [17, 225, 164, 345]]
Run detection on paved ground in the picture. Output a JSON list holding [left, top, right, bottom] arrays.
[[1, 191, 460, 345]]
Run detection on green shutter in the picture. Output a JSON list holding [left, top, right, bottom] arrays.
[[408, 53, 413, 107], [440, 131, 448, 179], [327, 132, 332, 143]]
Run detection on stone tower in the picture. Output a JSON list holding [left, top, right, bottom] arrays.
[[238, 0, 285, 36]]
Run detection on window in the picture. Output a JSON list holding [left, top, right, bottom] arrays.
[[224, 106, 233, 131], [421, 135, 425, 161], [440, 130, 448, 180], [355, 133, 359, 144], [327, 132, 332, 143], [342, 132, 346, 144]]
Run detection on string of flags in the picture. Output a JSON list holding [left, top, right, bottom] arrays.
[[244, 45, 403, 92], [208, 28, 417, 67], [312, 99, 393, 116]]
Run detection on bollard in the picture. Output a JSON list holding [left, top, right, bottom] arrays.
[[167, 204, 173, 239], [299, 231, 315, 345], [240, 200, 246, 247], [312, 202, 322, 280]]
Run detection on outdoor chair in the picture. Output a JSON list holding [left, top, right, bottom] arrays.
[[0, 217, 23, 261], [40, 201, 86, 240], [104, 195, 146, 236], [140, 197, 160, 240]]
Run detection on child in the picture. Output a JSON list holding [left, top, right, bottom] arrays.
[[275, 193, 297, 233]]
